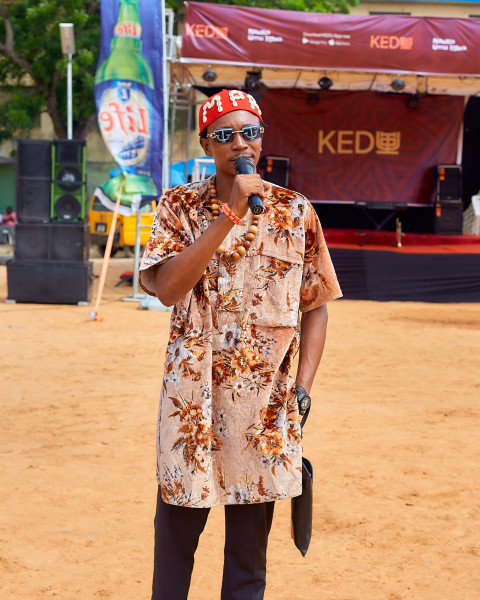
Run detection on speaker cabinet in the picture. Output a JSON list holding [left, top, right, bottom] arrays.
[[15, 223, 89, 262], [437, 165, 462, 203], [6, 260, 93, 304], [16, 139, 52, 223], [261, 156, 290, 188], [433, 203, 463, 235], [51, 139, 86, 222], [17, 139, 52, 178]]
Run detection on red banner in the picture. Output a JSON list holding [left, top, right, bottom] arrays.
[[259, 90, 464, 205], [182, 2, 480, 77]]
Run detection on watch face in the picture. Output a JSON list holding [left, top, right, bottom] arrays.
[[299, 396, 311, 412]]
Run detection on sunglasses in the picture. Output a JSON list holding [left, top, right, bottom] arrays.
[[206, 125, 264, 144]]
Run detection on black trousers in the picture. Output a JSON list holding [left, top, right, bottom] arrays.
[[152, 487, 275, 600]]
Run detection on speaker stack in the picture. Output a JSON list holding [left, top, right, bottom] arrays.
[[261, 156, 290, 188], [7, 139, 92, 304], [434, 165, 463, 235]]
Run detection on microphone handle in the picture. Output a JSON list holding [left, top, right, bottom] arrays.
[[248, 193, 264, 215]]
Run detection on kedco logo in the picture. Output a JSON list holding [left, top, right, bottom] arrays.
[[185, 23, 228, 40], [370, 35, 413, 50]]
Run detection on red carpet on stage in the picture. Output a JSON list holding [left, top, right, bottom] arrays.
[[324, 228, 480, 254], [325, 229, 480, 302]]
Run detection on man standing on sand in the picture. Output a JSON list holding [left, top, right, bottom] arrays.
[[139, 89, 342, 600]]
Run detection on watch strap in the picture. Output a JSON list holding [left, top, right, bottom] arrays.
[[295, 385, 311, 429]]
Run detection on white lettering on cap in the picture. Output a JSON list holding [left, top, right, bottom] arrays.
[[228, 90, 245, 106], [202, 95, 223, 123], [246, 93, 262, 115]]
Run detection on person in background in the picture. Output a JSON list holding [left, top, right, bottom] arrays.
[[139, 89, 342, 600], [1, 206, 17, 244]]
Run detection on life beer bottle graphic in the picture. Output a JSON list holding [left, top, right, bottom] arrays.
[[95, 0, 157, 198]]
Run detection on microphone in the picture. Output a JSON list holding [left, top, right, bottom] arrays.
[[234, 156, 264, 215]]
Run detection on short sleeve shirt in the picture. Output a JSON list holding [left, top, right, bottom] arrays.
[[139, 177, 342, 507]]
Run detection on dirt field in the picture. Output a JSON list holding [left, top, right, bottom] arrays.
[[1, 255, 479, 600]]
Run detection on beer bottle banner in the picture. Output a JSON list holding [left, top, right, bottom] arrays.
[[94, 0, 164, 216]]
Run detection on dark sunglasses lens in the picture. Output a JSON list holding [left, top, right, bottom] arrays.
[[242, 126, 261, 140], [214, 128, 234, 143]]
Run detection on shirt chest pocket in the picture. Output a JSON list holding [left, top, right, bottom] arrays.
[[244, 247, 304, 328]]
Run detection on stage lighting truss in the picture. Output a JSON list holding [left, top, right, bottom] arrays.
[[407, 93, 420, 109], [244, 70, 268, 93], [318, 76, 333, 90], [391, 78, 406, 92], [202, 67, 217, 83]]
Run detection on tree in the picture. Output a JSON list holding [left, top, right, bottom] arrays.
[[0, 0, 358, 143], [0, 0, 99, 142], [167, 0, 359, 15]]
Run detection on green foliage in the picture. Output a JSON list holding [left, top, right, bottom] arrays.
[[0, 0, 358, 141], [0, 0, 99, 140], [167, 0, 359, 13]]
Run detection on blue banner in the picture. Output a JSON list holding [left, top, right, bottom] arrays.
[[94, 0, 164, 215]]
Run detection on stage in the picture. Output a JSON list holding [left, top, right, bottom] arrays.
[[324, 229, 480, 302]]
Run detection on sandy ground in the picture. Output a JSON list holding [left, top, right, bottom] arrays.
[[1, 254, 480, 600]]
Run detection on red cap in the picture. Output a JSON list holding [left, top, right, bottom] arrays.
[[199, 89, 262, 131]]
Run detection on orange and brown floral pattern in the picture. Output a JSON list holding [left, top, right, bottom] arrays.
[[139, 177, 342, 507]]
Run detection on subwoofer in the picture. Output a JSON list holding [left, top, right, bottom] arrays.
[[433, 203, 464, 235], [51, 139, 86, 222], [14, 223, 89, 262], [16, 139, 52, 223], [6, 260, 93, 304]]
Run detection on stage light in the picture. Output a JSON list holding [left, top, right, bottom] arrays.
[[244, 71, 267, 93], [391, 78, 406, 92], [202, 69, 217, 83], [407, 94, 419, 109], [318, 77, 333, 90]]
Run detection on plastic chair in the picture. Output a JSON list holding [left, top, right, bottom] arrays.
[[1, 226, 13, 245]]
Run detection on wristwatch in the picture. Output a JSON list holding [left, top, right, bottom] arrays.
[[295, 385, 311, 415]]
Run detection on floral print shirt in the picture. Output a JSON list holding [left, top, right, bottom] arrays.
[[139, 177, 342, 507]]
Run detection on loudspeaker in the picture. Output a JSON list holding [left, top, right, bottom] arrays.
[[17, 139, 52, 178], [433, 203, 463, 235], [6, 260, 93, 304], [261, 156, 290, 188], [51, 139, 86, 222], [15, 223, 89, 262], [16, 139, 52, 223], [437, 165, 462, 203]]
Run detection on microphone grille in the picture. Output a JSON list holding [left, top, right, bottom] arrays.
[[235, 155, 254, 175]]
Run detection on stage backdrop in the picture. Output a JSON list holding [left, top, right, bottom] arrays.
[[94, 0, 164, 215], [259, 90, 464, 205]]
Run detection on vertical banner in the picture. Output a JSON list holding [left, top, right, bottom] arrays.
[[94, 0, 164, 215]]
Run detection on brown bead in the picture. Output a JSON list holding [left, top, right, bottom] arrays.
[[223, 251, 232, 261], [211, 203, 219, 211], [236, 245, 246, 256], [252, 217, 259, 224], [212, 210, 219, 216], [248, 225, 258, 234], [232, 251, 241, 261], [243, 240, 252, 249], [245, 232, 255, 241], [217, 245, 226, 254]]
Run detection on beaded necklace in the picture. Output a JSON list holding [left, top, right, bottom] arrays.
[[209, 184, 260, 261]]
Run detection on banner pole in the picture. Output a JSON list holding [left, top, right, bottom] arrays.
[[90, 178, 124, 321], [162, 0, 170, 190]]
